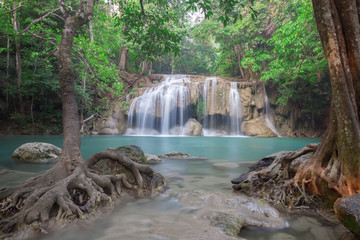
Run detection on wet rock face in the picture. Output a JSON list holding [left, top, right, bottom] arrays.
[[184, 118, 202, 136], [98, 110, 127, 135], [12, 142, 61, 163], [334, 193, 360, 238], [241, 117, 277, 137]]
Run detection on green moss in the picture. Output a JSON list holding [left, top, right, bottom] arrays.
[[343, 215, 360, 236], [116, 145, 146, 163]]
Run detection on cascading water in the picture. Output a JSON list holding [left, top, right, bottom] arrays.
[[126, 75, 191, 135], [228, 82, 242, 135], [202, 78, 210, 130], [126, 75, 247, 136], [264, 87, 281, 137], [209, 77, 218, 129], [202, 77, 220, 135]]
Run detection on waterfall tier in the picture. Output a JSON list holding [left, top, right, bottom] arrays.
[[125, 75, 279, 136]]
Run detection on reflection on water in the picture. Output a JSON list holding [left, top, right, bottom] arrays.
[[0, 136, 343, 240]]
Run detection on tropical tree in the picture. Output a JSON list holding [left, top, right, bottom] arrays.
[[0, 0, 155, 235], [293, 0, 360, 197]]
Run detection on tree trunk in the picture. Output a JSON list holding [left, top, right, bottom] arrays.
[[118, 47, 128, 71], [55, 0, 96, 174], [13, 0, 24, 115], [294, 0, 360, 196], [141, 60, 151, 75], [0, 1, 161, 235], [171, 55, 174, 74], [235, 45, 245, 79]]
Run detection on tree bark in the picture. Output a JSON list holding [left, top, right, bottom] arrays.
[[171, 55, 174, 74], [55, 0, 96, 174], [294, 0, 360, 196], [234, 45, 246, 79], [118, 47, 128, 71]]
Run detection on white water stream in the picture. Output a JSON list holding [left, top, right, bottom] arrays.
[[264, 87, 281, 137], [228, 82, 242, 135]]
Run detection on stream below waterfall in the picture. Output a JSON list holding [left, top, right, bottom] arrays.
[[0, 135, 345, 239]]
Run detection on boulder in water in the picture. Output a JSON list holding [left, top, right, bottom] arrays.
[[159, 151, 207, 160], [116, 145, 146, 163], [12, 142, 61, 163], [241, 117, 276, 137], [144, 153, 162, 164], [334, 193, 360, 238], [184, 118, 202, 136]]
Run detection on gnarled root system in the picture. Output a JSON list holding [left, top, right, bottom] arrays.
[[0, 149, 164, 237], [232, 143, 320, 209]]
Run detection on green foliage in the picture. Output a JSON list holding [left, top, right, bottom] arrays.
[[261, 0, 329, 110], [195, 98, 206, 117], [0, 0, 330, 133], [9, 113, 32, 129], [116, 0, 184, 61]]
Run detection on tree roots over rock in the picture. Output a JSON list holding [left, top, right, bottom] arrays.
[[0, 149, 165, 238], [232, 143, 323, 210]]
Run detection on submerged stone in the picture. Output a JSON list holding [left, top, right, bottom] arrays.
[[159, 151, 207, 160], [212, 162, 239, 170]]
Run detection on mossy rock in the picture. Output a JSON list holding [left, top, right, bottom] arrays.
[[334, 193, 360, 238], [88, 145, 165, 191], [90, 158, 137, 185], [116, 145, 147, 164], [159, 152, 191, 159]]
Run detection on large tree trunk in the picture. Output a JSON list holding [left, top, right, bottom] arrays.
[[55, 0, 96, 174], [294, 0, 360, 196]]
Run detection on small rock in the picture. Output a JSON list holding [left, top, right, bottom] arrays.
[[144, 153, 162, 164], [159, 152, 190, 159], [12, 142, 61, 163], [158, 152, 206, 160]]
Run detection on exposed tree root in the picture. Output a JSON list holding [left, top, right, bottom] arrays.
[[232, 143, 321, 209], [0, 149, 163, 238]]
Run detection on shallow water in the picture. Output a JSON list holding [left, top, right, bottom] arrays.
[[0, 136, 342, 239]]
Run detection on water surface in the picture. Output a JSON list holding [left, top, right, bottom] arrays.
[[0, 135, 341, 240]]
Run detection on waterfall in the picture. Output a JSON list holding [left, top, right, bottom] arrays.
[[202, 77, 218, 133], [126, 75, 191, 135], [126, 75, 247, 136], [228, 82, 242, 135], [202, 78, 210, 130], [264, 87, 281, 137]]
